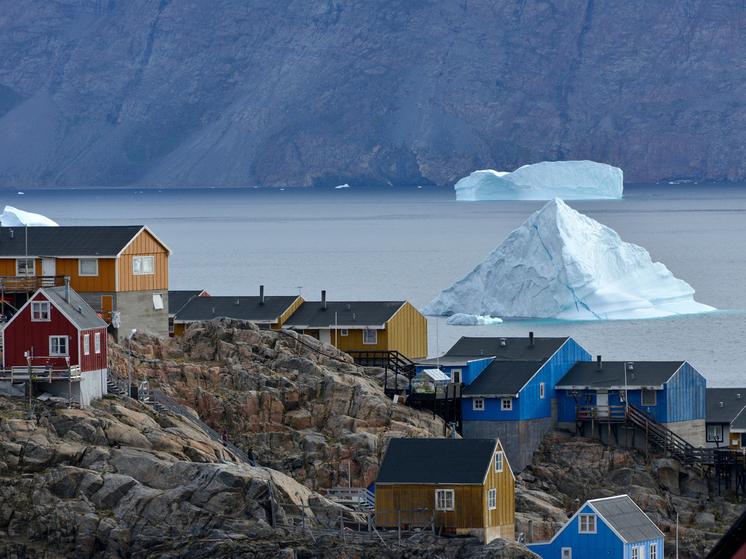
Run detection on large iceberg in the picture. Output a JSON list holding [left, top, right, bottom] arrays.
[[455, 160, 623, 201], [422, 198, 714, 321], [0, 206, 58, 226]]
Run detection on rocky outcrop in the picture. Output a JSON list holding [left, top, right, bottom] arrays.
[[2, 1, 746, 188]]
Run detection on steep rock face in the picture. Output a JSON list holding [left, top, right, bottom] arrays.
[[1, 0, 746, 188]]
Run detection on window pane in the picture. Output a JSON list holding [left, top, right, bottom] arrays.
[[79, 259, 98, 275]]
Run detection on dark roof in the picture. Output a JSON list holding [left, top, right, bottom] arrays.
[[707, 388, 746, 425], [376, 438, 500, 485], [556, 361, 685, 390], [43, 287, 108, 330], [0, 226, 168, 257], [730, 407, 746, 432], [445, 336, 570, 361], [174, 295, 300, 324], [168, 290, 207, 316], [283, 301, 406, 329], [589, 495, 664, 544], [706, 505, 746, 559], [462, 359, 548, 397]]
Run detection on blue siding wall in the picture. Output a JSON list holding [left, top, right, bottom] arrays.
[[624, 538, 665, 559], [666, 362, 706, 422], [463, 395, 521, 421]]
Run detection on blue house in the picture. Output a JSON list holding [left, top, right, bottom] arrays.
[[528, 494, 664, 559], [458, 334, 592, 471], [556, 358, 706, 447]]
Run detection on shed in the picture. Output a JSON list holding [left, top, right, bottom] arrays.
[[412, 368, 449, 393], [706, 388, 746, 449]]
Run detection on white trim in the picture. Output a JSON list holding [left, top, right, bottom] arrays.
[[16, 258, 35, 276], [487, 488, 496, 510], [561, 549, 572, 559], [540, 382, 545, 399], [49, 335, 68, 356], [650, 542, 658, 559], [501, 397, 513, 411], [116, 225, 173, 257], [362, 329, 377, 345], [78, 258, 99, 276], [95, 332, 101, 354], [473, 397, 484, 411], [579, 513, 596, 534], [133, 255, 155, 275], [494, 450, 503, 473], [153, 293, 164, 310], [340, 329, 348, 336], [31, 301, 51, 321], [435, 489, 454, 511], [83, 334, 90, 355]]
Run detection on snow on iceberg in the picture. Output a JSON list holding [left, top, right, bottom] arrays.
[[445, 314, 503, 326], [455, 160, 623, 201], [422, 198, 714, 321], [0, 206, 58, 226]]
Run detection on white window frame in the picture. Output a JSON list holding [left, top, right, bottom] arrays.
[[83, 334, 90, 355], [451, 369, 462, 384], [133, 255, 155, 275], [579, 514, 596, 534], [363, 329, 377, 345], [95, 332, 101, 354], [31, 301, 51, 321], [494, 451, 503, 473], [642, 389, 657, 406], [562, 549, 572, 559], [707, 424, 724, 442], [631, 546, 639, 559], [78, 258, 99, 276], [153, 293, 164, 310], [16, 259, 35, 276], [473, 398, 484, 411], [650, 543, 657, 559], [540, 382, 545, 399], [501, 397, 513, 411], [340, 329, 348, 336], [435, 489, 454, 511], [487, 488, 496, 510], [50, 336, 68, 356]]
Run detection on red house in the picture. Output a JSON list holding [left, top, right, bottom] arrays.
[[1, 285, 108, 406]]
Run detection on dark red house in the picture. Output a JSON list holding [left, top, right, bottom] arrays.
[[1, 285, 108, 406]]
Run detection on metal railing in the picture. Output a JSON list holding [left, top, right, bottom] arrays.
[[0, 365, 82, 382], [325, 487, 375, 511], [0, 275, 67, 292]]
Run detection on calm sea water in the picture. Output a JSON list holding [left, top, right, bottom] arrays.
[[4, 183, 746, 387]]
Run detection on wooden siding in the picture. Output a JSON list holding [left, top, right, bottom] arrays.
[[55, 258, 117, 292], [375, 483, 484, 530], [483, 441, 515, 529], [327, 328, 389, 353], [0, 258, 26, 276], [78, 329, 108, 373], [272, 296, 305, 330], [117, 229, 169, 291], [665, 362, 707, 423], [384, 302, 428, 359]]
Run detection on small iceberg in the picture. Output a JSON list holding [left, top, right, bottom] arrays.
[[455, 160, 623, 201], [445, 314, 503, 326], [335, 184, 350, 189], [0, 206, 58, 226]]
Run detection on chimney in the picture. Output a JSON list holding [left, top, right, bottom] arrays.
[[260, 285, 265, 305], [529, 331, 534, 347], [597, 355, 602, 371], [322, 290, 327, 310], [720, 402, 724, 408], [65, 276, 70, 303]]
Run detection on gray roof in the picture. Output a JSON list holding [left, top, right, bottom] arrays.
[[168, 290, 207, 316], [445, 336, 570, 361], [0, 226, 170, 257], [376, 438, 499, 485], [283, 301, 406, 329], [462, 359, 548, 397], [589, 495, 664, 544], [729, 406, 746, 432], [174, 295, 301, 324], [707, 388, 746, 425], [43, 287, 108, 330], [556, 361, 685, 390]]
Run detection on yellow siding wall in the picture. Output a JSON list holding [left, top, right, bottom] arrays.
[[118, 229, 169, 291], [55, 258, 117, 292], [329, 328, 389, 353], [0, 259, 18, 276], [385, 302, 428, 359], [375, 484, 484, 530], [274, 297, 305, 329], [483, 441, 515, 529]]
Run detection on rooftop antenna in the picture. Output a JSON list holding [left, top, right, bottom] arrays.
[[436, 317, 439, 369], [297, 286, 303, 297]]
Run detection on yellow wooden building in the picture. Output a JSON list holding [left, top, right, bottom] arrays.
[[374, 438, 515, 543], [0, 225, 171, 341], [281, 292, 427, 359]]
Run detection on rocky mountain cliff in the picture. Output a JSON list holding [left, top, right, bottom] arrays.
[[1, 0, 746, 189]]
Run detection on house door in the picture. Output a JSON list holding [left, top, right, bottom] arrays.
[[597, 391, 609, 419], [320, 330, 331, 344], [101, 296, 113, 321], [451, 369, 462, 384], [41, 259, 56, 285]]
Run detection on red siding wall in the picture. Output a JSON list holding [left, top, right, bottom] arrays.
[[78, 329, 108, 372]]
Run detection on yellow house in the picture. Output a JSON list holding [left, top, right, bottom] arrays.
[[374, 438, 515, 543], [0, 225, 171, 342], [281, 292, 427, 360]]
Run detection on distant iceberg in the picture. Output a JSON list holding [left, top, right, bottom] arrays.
[[0, 206, 58, 226], [445, 314, 503, 326], [455, 160, 623, 201], [422, 198, 714, 321]]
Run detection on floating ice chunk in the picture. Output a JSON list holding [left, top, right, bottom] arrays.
[[445, 313, 503, 325], [335, 184, 350, 189], [422, 198, 714, 321], [455, 160, 623, 201], [0, 206, 58, 226]]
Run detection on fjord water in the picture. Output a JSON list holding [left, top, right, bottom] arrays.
[[7, 183, 746, 387]]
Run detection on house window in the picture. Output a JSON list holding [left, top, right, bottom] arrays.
[[562, 549, 572, 559], [363, 329, 377, 344], [340, 329, 348, 336], [435, 489, 454, 511], [583, 394, 593, 404], [16, 259, 35, 276], [495, 451, 503, 473], [707, 425, 724, 443], [78, 259, 98, 276], [153, 293, 164, 310], [83, 334, 90, 355], [488, 488, 496, 510], [473, 398, 484, 411], [501, 398, 512, 411], [95, 332, 101, 354], [540, 382, 545, 399], [642, 389, 657, 406], [631, 547, 639, 559], [133, 256, 154, 275], [50, 336, 68, 356], [31, 301, 50, 321], [650, 543, 657, 559], [451, 369, 462, 384], [579, 514, 596, 533]]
